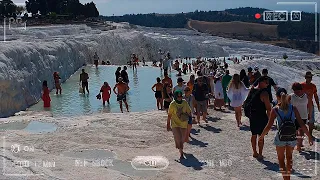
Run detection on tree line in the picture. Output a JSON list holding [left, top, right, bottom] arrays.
[[0, 0, 99, 18], [103, 7, 318, 41]]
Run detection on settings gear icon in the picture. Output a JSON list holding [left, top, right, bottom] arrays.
[[11, 144, 20, 153]]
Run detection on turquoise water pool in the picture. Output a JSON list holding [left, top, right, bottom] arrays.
[[28, 65, 190, 117]]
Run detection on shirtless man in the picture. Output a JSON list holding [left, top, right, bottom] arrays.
[[152, 77, 164, 110], [162, 72, 173, 88], [113, 77, 130, 113], [79, 69, 89, 94]]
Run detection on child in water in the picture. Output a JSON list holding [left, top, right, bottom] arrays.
[[42, 80, 51, 108], [100, 82, 112, 106]]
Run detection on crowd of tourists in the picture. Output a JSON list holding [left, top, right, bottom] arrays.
[[40, 55, 318, 180]]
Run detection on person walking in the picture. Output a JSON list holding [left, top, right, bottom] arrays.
[[167, 90, 192, 159], [183, 86, 195, 142], [259, 88, 313, 179], [53, 72, 62, 95], [301, 71, 320, 138], [214, 73, 224, 110], [193, 76, 209, 125], [93, 52, 99, 68], [288, 82, 309, 151], [113, 77, 130, 113], [42, 80, 51, 108], [121, 66, 129, 84], [115, 67, 121, 83], [100, 82, 112, 106], [247, 76, 271, 160], [240, 69, 250, 88], [152, 77, 164, 110], [79, 69, 89, 94], [227, 74, 250, 127], [163, 83, 173, 113], [222, 70, 232, 107]]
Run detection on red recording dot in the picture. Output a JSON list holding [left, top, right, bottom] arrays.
[[255, 13, 261, 19]]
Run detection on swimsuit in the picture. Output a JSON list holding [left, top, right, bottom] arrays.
[[155, 91, 162, 98], [117, 94, 127, 102]]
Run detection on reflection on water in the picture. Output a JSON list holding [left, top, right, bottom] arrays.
[[28, 65, 189, 117]]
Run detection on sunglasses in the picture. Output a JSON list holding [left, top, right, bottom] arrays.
[[177, 95, 183, 98], [306, 76, 312, 79]]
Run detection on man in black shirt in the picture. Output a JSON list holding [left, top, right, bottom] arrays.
[[121, 66, 129, 84], [193, 75, 209, 125], [253, 68, 278, 102]]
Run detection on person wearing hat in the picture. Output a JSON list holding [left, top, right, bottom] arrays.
[[253, 68, 278, 103], [214, 72, 224, 110], [301, 71, 319, 137], [173, 77, 187, 94], [222, 70, 232, 107], [167, 90, 192, 159], [259, 87, 313, 179], [247, 75, 271, 160], [113, 77, 130, 113]]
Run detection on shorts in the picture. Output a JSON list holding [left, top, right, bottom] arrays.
[[117, 94, 127, 102], [55, 83, 61, 89], [164, 101, 171, 109], [155, 91, 162, 99], [308, 106, 315, 124], [94, 60, 98, 65], [188, 116, 193, 125], [82, 82, 88, 89], [196, 100, 207, 113], [295, 119, 307, 130], [274, 134, 297, 147]]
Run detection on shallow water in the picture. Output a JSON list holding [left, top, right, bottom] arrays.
[[0, 121, 57, 134], [28, 65, 190, 117]]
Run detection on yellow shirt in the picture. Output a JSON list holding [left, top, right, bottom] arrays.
[[168, 100, 191, 128]]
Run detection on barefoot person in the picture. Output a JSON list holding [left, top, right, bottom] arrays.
[[222, 70, 232, 107], [42, 80, 51, 108], [100, 82, 112, 106], [227, 74, 250, 127], [301, 71, 320, 138], [193, 76, 209, 125], [247, 76, 271, 160], [53, 72, 62, 95], [183, 87, 195, 142], [214, 73, 224, 110], [113, 77, 130, 113], [93, 52, 99, 68], [152, 77, 164, 110], [163, 83, 173, 113], [259, 88, 313, 179], [79, 69, 89, 94], [167, 90, 191, 159], [173, 77, 186, 94], [288, 82, 309, 152]]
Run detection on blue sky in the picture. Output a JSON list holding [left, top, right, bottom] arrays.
[[14, 0, 319, 16]]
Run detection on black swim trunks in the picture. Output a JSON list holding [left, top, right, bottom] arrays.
[[155, 91, 162, 98], [82, 82, 88, 88], [117, 94, 127, 102], [164, 101, 171, 109]]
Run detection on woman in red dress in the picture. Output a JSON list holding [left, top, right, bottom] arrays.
[[100, 82, 112, 106], [42, 80, 51, 108]]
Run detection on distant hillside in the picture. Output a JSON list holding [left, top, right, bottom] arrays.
[[102, 7, 317, 41], [188, 20, 278, 39]]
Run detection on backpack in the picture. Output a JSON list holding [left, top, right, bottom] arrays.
[[275, 106, 296, 141], [243, 89, 259, 119]]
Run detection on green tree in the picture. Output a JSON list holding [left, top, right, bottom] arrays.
[[0, 0, 17, 17]]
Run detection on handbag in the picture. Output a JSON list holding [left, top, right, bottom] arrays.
[[176, 105, 190, 122], [79, 86, 84, 93]]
